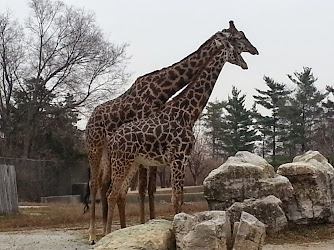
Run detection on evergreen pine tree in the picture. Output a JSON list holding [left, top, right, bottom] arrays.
[[250, 104, 271, 158], [203, 101, 225, 158], [253, 76, 291, 161], [221, 86, 259, 156], [286, 67, 326, 153]]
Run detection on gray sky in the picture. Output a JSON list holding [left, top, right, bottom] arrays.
[[4, 0, 334, 112]]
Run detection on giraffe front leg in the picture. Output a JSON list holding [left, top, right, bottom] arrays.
[[106, 158, 136, 233], [118, 166, 139, 227], [148, 166, 157, 220], [138, 165, 147, 223], [171, 157, 186, 214], [106, 180, 120, 234], [117, 195, 126, 228]]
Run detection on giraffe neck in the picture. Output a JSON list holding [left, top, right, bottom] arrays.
[[124, 32, 224, 103], [161, 46, 229, 128]]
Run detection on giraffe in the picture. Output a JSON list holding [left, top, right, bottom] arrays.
[[102, 24, 259, 234], [86, 23, 249, 243]]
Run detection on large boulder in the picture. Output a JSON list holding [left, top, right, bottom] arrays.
[[204, 151, 293, 210], [227, 195, 288, 234], [232, 212, 266, 250], [173, 211, 232, 250], [277, 150, 334, 224], [94, 219, 175, 250]]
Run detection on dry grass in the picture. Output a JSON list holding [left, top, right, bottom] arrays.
[[2, 201, 334, 245], [266, 223, 334, 245], [0, 203, 89, 231], [0, 201, 208, 232]]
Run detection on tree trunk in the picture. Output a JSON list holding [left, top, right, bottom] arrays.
[[158, 166, 166, 188], [23, 126, 34, 158], [22, 107, 38, 158], [130, 171, 138, 191], [193, 175, 198, 186]]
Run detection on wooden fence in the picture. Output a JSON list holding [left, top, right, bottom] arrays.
[[0, 164, 19, 215]]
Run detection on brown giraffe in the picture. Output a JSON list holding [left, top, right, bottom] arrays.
[[86, 24, 245, 243], [102, 23, 258, 234]]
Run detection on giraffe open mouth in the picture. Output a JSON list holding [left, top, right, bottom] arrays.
[[238, 52, 248, 70]]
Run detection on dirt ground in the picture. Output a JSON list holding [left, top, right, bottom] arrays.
[[0, 228, 93, 250], [1, 228, 334, 250], [264, 240, 334, 250]]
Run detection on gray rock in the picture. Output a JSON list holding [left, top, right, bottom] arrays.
[[173, 212, 195, 249], [277, 150, 334, 224], [93, 219, 175, 250], [173, 211, 231, 250], [204, 152, 293, 210], [227, 195, 288, 234], [232, 212, 266, 250]]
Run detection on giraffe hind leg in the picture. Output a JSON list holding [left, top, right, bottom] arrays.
[[88, 147, 103, 244], [100, 180, 109, 235]]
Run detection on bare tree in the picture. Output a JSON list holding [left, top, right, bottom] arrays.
[[0, 12, 25, 155], [188, 115, 210, 185], [0, 0, 129, 157]]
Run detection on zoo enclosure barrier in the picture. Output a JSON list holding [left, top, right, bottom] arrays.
[[0, 157, 88, 202]]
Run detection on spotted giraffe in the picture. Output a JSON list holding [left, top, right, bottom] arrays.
[[86, 24, 244, 243], [102, 22, 259, 234]]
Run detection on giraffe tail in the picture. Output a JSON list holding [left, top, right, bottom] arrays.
[[83, 168, 91, 214]]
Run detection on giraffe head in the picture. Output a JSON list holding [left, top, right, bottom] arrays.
[[224, 40, 248, 70], [219, 21, 259, 55]]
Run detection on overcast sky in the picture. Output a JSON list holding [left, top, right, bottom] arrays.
[[4, 0, 334, 114]]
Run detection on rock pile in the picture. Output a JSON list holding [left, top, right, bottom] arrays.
[[94, 219, 175, 250], [203, 151, 293, 212], [94, 150, 334, 249], [94, 212, 266, 250], [204, 150, 334, 232], [173, 211, 265, 250], [277, 151, 334, 224]]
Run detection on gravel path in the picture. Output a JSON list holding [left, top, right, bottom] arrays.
[[0, 229, 93, 250], [1, 228, 334, 250]]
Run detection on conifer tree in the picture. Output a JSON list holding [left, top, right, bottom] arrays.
[[221, 86, 259, 156], [203, 101, 225, 158], [253, 76, 291, 161], [286, 67, 326, 153]]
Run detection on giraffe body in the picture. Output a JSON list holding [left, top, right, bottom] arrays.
[[103, 31, 258, 234], [86, 27, 241, 243]]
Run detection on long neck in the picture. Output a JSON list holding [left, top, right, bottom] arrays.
[[161, 47, 229, 127], [124, 32, 223, 102]]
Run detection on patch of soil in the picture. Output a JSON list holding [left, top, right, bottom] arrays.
[[0, 228, 93, 250], [264, 240, 334, 250]]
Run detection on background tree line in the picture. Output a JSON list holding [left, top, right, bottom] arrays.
[[201, 66, 334, 169], [1, 1, 333, 186], [0, 0, 129, 160]]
